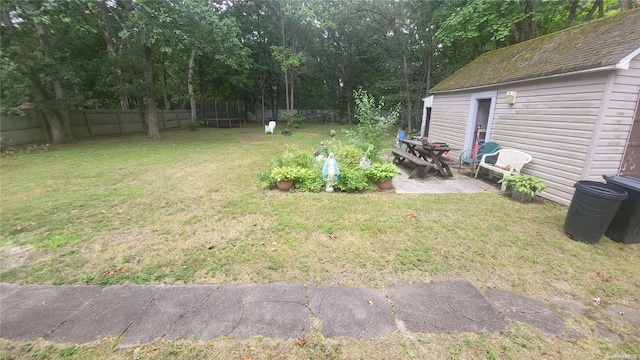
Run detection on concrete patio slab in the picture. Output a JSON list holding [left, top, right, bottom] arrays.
[[0, 285, 103, 341], [389, 279, 506, 333], [120, 285, 216, 346], [47, 286, 161, 344], [309, 285, 396, 339], [484, 288, 565, 336], [391, 165, 500, 194]]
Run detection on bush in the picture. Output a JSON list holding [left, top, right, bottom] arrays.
[[295, 166, 324, 192], [499, 174, 548, 196], [344, 89, 399, 160], [366, 162, 400, 182], [281, 113, 305, 129], [336, 167, 371, 192], [271, 166, 301, 181]]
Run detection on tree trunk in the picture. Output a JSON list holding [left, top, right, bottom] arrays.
[[29, 6, 75, 143], [260, 82, 266, 125], [290, 75, 294, 115], [618, 0, 631, 10], [28, 71, 75, 143], [402, 46, 413, 134], [565, 0, 580, 28], [96, 3, 130, 110], [143, 46, 160, 140], [162, 55, 170, 110], [585, 0, 604, 21], [188, 49, 197, 121]]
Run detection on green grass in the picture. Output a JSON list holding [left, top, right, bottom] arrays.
[[1, 123, 639, 358]]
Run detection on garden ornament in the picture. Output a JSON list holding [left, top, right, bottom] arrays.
[[359, 157, 371, 170], [322, 152, 340, 192]]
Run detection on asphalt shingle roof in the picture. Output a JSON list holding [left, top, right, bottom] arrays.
[[431, 9, 640, 92]]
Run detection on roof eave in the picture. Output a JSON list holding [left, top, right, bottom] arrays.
[[431, 64, 620, 94], [617, 47, 640, 69]]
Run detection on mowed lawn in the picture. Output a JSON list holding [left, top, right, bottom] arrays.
[[1, 123, 638, 359]]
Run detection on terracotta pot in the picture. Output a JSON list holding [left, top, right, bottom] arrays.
[[376, 178, 393, 190], [276, 180, 294, 191]]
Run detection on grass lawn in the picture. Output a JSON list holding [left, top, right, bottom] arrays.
[[1, 123, 639, 359]]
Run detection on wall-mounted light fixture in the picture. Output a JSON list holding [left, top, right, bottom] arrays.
[[506, 91, 517, 105]]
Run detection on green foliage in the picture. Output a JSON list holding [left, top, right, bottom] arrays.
[[335, 167, 371, 192], [183, 120, 202, 130], [329, 142, 363, 168], [271, 45, 306, 74], [366, 162, 400, 182], [260, 145, 323, 190], [270, 166, 301, 181], [280, 112, 305, 129], [260, 141, 379, 193], [295, 166, 324, 192], [276, 145, 316, 168], [499, 174, 548, 197], [344, 89, 399, 160]]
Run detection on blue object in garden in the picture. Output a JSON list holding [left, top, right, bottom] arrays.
[[322, 152, 340, 192]]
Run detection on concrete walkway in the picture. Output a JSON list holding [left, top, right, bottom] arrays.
[[5, 279, 632, 346]]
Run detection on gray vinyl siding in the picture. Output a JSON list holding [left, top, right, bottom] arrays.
[[429, 58, 640, 206], [489, 74, 608, 205], [587, 57, 640, 179], [428, 93, 470, 156]]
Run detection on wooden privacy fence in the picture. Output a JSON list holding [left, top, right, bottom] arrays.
[[0, 109, 192, 145]]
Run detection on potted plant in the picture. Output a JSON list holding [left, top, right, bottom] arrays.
[[271, 166, 299, 191], [282, 128, 292, 136], [499, 174, 548, 202], [366, 162, 400, 190]]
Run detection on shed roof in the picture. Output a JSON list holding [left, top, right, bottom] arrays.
[[431, 9, 640, 93]]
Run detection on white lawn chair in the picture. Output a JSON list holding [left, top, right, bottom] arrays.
[[265, 121, 276, 134], [475, 149, 532, 190]]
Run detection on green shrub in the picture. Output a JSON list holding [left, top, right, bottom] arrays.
[[329, 142, 364, 168], [366, 162, 400, 181], [344, 89, 399, 160], [281, 113, 305, 129], [275, 145, 316, 168], [270, 166, 302, 182], [336, 167, 371, 192], [295, 166, 324, 192], [499, 174, 548, 196]]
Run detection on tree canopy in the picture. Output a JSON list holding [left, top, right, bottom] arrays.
[[1, 0, 634, 142]]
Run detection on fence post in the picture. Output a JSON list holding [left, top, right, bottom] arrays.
[[117, 110, 123, 135], [83, 111, 93, 137]]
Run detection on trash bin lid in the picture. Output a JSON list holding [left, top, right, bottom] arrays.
[[603, 175, 640, 192], [574, 181, 628, 200]]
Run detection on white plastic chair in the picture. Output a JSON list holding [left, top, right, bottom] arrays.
[[265, 121, 276, 134], [475, 149, 532, 190]]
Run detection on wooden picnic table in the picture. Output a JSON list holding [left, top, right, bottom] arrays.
[[397, 138, 456, 177]]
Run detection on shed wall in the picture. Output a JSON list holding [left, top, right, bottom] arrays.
[[491, 73, 609, 205], [427, 93, 470, 155], [430, 72, 625, 205], [588, 57, 640, 178]]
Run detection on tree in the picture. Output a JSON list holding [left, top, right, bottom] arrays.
[[0, 0, 94, 143]]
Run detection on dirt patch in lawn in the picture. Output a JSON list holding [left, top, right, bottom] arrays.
[[0, 245, 34, 271]]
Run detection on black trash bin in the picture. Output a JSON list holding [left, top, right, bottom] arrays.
[[564, 181, 628, 244], [603, 175, 640, 244]]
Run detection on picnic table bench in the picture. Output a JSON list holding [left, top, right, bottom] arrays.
[[391, 147, 433, 178], [393, 138, 458, 178]]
